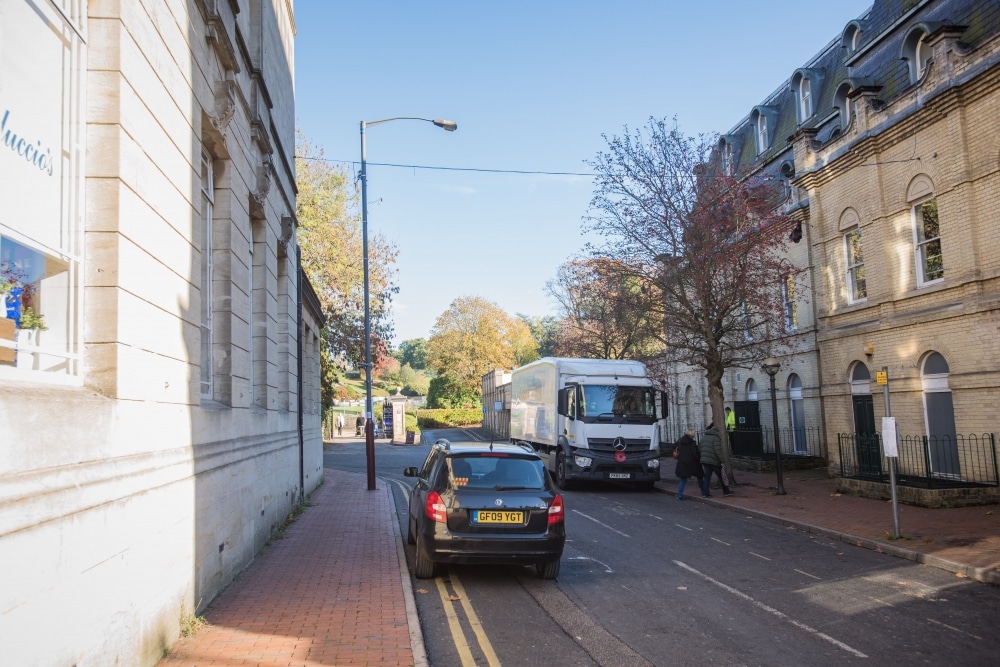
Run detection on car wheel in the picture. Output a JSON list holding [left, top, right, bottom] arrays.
[[555, 451, 575, 490], [536, 558, 561, 580], [406, 516, 416, 545], [413, 547, 436, 579]]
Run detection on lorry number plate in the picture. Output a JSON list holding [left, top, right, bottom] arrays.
[[608, 473, 631, 479]]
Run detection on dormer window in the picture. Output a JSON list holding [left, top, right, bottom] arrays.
[[790, 69, 823, 125], [902, 24, 936, 83], [842, 22, 862, 55], [834, 81, 853, 130], [799, 78, 812, 121], [750, 106, 776, 156]]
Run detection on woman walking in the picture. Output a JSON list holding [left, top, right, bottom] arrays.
[[673, 429, 703, 500], [699, 423, 732, 497]]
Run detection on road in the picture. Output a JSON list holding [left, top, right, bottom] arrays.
[[324, 429, 1000, 666]]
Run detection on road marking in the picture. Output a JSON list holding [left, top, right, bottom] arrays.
[[567, 555, 614, 573], [749, 551, 771, 561], [648, 513, 664, 520], [449, 572, 502, 666], [571, 509, 631, 538], [434, 577, 477, 666], [674, 523, 693, 532], [673, 560, 868, 658], [795, 569, 821, 580], [926, 617, 982, 641], [711, 537, 731, 546]]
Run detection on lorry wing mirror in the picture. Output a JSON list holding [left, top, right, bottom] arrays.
[[557, 388, 570, 417], [658, 391, 669, 420]]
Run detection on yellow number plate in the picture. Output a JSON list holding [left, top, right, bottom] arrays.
[[473, 510, 524, 524]]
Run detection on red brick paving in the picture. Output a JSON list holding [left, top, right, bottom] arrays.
[[160, 468, 419, 667]]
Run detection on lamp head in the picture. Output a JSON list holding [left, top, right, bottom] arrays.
[[433, 118, 458, 131], [762, 357, 780, 376]]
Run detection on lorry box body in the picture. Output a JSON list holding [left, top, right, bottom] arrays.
[[509, 357, 664, 490]]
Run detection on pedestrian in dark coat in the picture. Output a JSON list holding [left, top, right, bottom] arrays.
[[699, 424, 732, 497], [673, 429, 703, 500]]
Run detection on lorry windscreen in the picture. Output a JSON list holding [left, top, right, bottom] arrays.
[[578, 385, 655, 423]]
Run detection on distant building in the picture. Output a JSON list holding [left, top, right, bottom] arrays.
[[0, 1, 323, 664], [665, 0, 1000, 494]]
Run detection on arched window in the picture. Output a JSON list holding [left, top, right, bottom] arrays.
[[850, 362, 870, 393], [922, 352, 957, 477], [902, 26, 934, 83], [908, 175, 943, 286], [788, 374, 806, 453], [746, 378, 758, 401], [799, 77, 812, 121], [757, 114, 769, 153], [842, 22, 862, 55], [834, 81, 853, 131]]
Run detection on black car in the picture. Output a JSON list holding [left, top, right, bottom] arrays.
[[404, 439, 566, 579]]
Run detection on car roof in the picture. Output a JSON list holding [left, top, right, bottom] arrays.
[[433, 439, 538, 458]]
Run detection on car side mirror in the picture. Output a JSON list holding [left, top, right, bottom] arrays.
[[403, 467, 418, 477]]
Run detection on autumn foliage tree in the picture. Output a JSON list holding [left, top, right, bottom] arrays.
[[426, 296, 539, 407], [295, 131, 398, 396], [586, 117, 798, 454], [547, 256, 663, 360]]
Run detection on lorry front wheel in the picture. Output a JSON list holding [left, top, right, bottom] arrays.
[[555, 451, 575, 490]]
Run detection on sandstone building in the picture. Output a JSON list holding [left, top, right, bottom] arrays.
[[0, 1, 323, 663]]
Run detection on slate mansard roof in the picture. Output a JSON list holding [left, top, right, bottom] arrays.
[[722, 0, 1000, 177]]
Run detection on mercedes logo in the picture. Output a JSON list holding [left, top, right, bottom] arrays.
[[494, 498, 503, 507], [613, 437, 628, 451]]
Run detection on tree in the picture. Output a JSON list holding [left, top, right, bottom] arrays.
[[426, 296, 538, 404], [394, 338, 428, 370], [295, 131, 399, 382], [546, 257, 663, 360], [517, 314, 559, 358], [586, 117, 797, 461]]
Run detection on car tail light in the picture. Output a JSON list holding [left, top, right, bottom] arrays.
[[425, 491, 447, 523], [548, 494, 564, 525]]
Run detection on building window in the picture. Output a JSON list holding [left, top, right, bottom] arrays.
[[200, 151, 215, 399], [783, 274, 798, 331], [757, 115, 768, 154], [798, 77, 812, 122], [902, 27, 933, 83], [834, 82, 853, 131], [1, 1, 84, 379], [842, 23, 862, 55], [845, 228, 867, 302], [913, 199, 943, 285]]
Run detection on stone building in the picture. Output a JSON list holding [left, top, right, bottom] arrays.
[[668, 0, 1000, 493], [0, 1, 323, 664]]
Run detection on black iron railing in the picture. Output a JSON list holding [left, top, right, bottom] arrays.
[[729, 425, 823, 459], [837, 432, 999, 488]]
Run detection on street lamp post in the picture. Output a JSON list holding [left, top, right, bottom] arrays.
[[359, 117, 457, 490], [761, 357, 787, 495]]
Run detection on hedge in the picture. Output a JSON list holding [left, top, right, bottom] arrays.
[[416, 408, 483, 429]]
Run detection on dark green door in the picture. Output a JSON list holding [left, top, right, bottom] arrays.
[[732, 401, 763, 457]]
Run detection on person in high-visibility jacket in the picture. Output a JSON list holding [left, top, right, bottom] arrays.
[[725, 406, 736, 432]]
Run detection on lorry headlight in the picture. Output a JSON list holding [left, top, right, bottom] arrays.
[[574, 455, 593, 468], [647, 459, 660, 469]]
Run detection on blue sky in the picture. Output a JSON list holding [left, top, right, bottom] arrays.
[[294, 1, 873, 347]]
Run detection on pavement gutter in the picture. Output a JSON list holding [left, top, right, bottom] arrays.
[[386, 480, 429, 667]]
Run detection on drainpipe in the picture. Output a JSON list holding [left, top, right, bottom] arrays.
[[297, 246, 304, 504]]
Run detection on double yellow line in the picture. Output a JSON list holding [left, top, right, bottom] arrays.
[[392, 479, 501, 666], [434, 569, 501, 667]]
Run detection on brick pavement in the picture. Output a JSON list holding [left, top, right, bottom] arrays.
[[658, 460, 1000, 585], [159, 468, 425, 667]]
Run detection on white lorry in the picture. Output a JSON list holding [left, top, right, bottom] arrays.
[[509, 357, 667, 490]]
